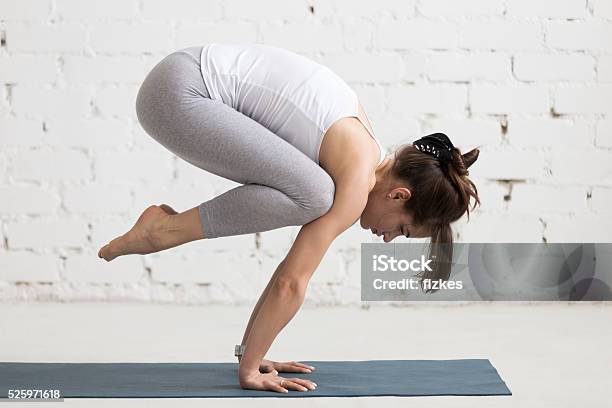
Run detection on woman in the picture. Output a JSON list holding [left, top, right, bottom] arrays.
[[97, 43, 481, 393]]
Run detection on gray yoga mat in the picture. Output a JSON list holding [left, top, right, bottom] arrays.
[[0, 359, 511, 398]]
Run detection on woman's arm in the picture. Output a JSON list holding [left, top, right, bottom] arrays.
[[237, 257, 286, 362], [237, 221, 336, 375], [238, 168, 372, 388]]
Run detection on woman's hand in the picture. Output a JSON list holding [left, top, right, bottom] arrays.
[[239, 369, 317, 393], [259, 359, 316, 374]]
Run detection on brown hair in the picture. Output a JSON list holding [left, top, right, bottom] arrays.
[[390, 141, 481, 294]]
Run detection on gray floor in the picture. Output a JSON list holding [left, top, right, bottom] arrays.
[[1, 302, 610, 407]]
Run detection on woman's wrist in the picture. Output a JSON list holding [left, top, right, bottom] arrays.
[[238, 352, 262, 376], [238, 364, 260, 381]]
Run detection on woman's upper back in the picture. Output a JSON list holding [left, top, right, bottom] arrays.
[[199, 42, 384, 166]]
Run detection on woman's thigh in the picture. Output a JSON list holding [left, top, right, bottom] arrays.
[[135, 50, 335, 212]]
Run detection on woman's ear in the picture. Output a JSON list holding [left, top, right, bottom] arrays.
[[391, 187, 412, 202]]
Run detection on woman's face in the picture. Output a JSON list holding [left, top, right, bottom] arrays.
[[360, 185, 429, 242]]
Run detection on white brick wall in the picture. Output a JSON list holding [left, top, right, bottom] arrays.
[[1, 0, 611, 304]]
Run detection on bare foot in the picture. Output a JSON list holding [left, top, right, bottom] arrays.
[[97, 204, 178, 262]]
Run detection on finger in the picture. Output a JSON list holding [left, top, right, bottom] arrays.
[[289, 362, 315, 371], [281, 380, 308, 392], [279, 363, 311, 373], [265, 380, 288, 394], [287, 377, 317, 390]]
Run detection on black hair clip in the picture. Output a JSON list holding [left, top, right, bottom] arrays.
[[413, 133, 454, 166]]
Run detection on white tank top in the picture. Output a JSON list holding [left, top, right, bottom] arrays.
[[199, 42, 386, 166]]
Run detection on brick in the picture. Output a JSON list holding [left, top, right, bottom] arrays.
[[332, 0, 416, 18], [210, 251, 266, 301], [550, 149, 612, 183], [510, 185, 587, 214], [418, 0, 503, 17], [458, 180, 507, 213], [459, 212, 543, 242], [90, 23, 174, 53], [258, 226, 299, 253], [63, 184, 132, 214], [11, 149, 91, 181], [328, 222, 372, 253], [506, 0, 588, 18], [459, 22, 544, 50], [0, 87, 8, 116], [11, 86, 91, 120], [422, 118, 502, 148], [2, 0, 611, 302], [0, 0, 51, 20], [342, 17, 376, 52], [260, 22, 344, 53], [142, 0, 223, 20], [324, 0, 415, 17], [591, 0, 612, 19], [596, 118, 612, 148], [428, 52, 511, 81], [308, 250, 345, 284], [55, 0, 139, 20], [131, 125, 171, 152], [471, 84, 550, 114], [544, 215, 612, 242], [4, 22, 87, 53], [378, 20, 458, 50], [473, 148, 547, 180], [93, 85, 139, 118], [591, 188, 612, 214], [181, 232, 255, 252], [90, 217, 129, 249], [514, 54, 595, 81], [597, 56, 612, 81], [547, 22, 612, 51], [0, 154, 6, 181], [388, 84, 467, 114], [371, 114, 420, 148], [6, 218, 89, 248], [506, 119, 594, 148], [352, 85, 386, 117], [388, 53, 424, 81], [319, 53, 404, 83], [223, 0, 309, 20], [0, 185, 61, 214], [149, 250, 221, 284], [0, 118, 45, 147], [0, 55, 57, 84], [0, 252, 59, 282], [554, 85, 612, 114], [95, 151, 173, 184], [176, 23, 257, 48], [64, 251, 145, 283], [62, 55, 147, 84], [43, 118, 132, 149]]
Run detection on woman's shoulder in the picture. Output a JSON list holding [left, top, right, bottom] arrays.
[[319, 119, 379, 190]]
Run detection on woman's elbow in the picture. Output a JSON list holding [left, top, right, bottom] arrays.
[[272, 276, 307, 298]]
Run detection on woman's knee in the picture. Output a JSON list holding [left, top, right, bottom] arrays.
[[299, 171, 336, 221]]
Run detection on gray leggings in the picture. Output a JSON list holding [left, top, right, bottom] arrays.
[[135, 47, 336, 239]]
